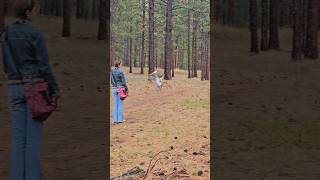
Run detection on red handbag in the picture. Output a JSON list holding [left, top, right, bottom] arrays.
[[24, 82, 57, 121], [117, 87, 127, 100]]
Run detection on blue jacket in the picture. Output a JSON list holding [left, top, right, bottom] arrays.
[[111, 67, 128, 92], [1, 20, 59, 97]]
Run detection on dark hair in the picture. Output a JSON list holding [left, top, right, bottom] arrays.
[[114, 61, 121, 67], [13, 0, 36, 19]]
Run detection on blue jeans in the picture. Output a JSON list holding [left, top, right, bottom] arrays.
[[7, 84, 43, 180], [112, 88, 123, 123]]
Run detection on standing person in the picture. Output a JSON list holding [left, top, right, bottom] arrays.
[[1, 1, 60, 179], [110, 61, 128, 125]]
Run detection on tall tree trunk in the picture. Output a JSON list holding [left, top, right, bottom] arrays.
[[155, 36, 158, 69], [187, 9, 191, 78], [192, 13, 198, 78], [261, 0, 269, 51], [76, 0, 81, 18], [160, 53, 164, 69], [123, 40, 127, 65], [62, 0, 72, 37], [200, 39, 204, 81], [164, 0, 174, 80], [302, 0, 308, 53], [250, 0, 259, 53], [292, 0, 304, 61], [269, 0, 280, 49], [280, 0, 290, 27], [98, 0, 107, 40], [228, 0, 235, 25], [148, 0, 155, 74], [205, 33, 210, 80], [129, 31, 133, 73], [134, 36, 139, 67], [0, 0, 5, 33], [91, 0, 97, 19], [305, 0, 318, 59], [140, 0, 146, 74], [213, 0, 220, 23]]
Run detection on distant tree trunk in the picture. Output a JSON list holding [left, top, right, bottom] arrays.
[[213, 0, 220, 23], [160, 53, 164, 69], [187, 10, 191, 78], [304, 0, 318, 59], [200, 39, 204, 81], [302, 0, 308, 53], [123, 40, 127, 64], [204, 33, 210, 80], [180, 39, 184, 69], [318, 2, 320, 30], [155, 37, 158, 69], [62, 0, 72, 37], [91, 0, 97, 19], [261, 0, 269, 51], [280, 0, 290, 27], [192, 13, 198, 78], [134, 36, 139, 67], [76, 0, 81, 18], [0, 0, 5, 33], [129, 37, 133, 73], [140, 0, 146, 74], [228, 0, 235, 25], [148, 0, 155, 74], [292, 0, 304, 61], [172, 47, 176, 77], [98, 0, 107, 40], [269, 0, 280, 49], [250, 0, 259, 53], [164, 0, 174, 80]]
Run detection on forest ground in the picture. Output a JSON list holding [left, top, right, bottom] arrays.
[[213, 26, 320, 180], [110, 68, 210, 179], [0, 17, 107, 179]]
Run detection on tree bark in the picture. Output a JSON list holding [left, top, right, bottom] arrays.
[[228, 0, 235, 25], [148, 0, 155, 74], [0, 0, 5, 33], [205, 33, 210, 80], [292, 0, 304, 61], [187, 9, 191, 78], [261, 0, 269, 51], [213, 0, 220, 23], [269, 0, 280, 49], [62, 0, 72, 37], [164, 0, 174, 80], [98, 0, 107, 40], [250, 0, 259, 53], [305, 0, 318, 59], [192, 12, 198, 78], [140, 0, 146, 74], [129, 33, 133, 73]]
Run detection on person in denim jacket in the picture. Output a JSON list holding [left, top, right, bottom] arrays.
[[110, 61, 128, 124], [1, 1, 59, 179]]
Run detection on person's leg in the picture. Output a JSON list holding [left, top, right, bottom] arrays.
[[8, 85, 27, 180], [25, 107, 43, 180], [112, 88, 118, 123], [117, 92, 123, 123]]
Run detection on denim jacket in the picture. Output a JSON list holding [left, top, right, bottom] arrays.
[[110, 67, 128, 92], [1, 20, 59, 97]]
